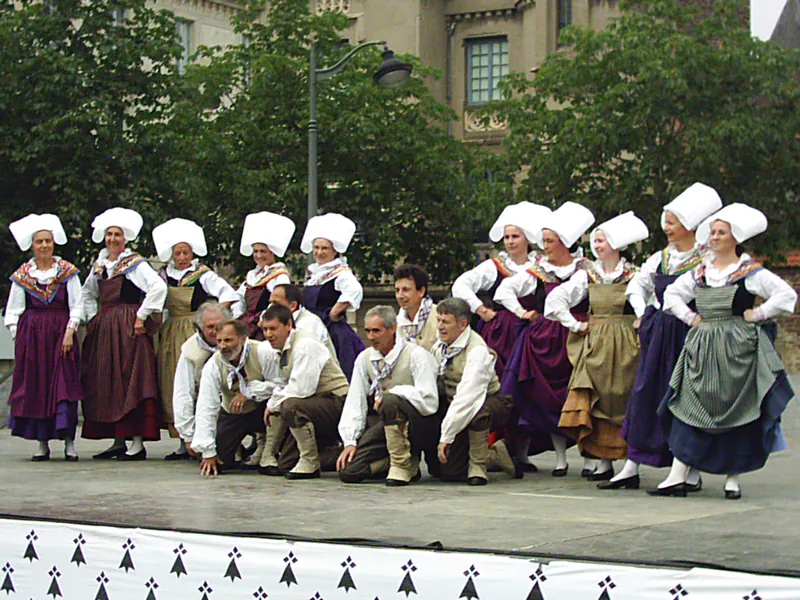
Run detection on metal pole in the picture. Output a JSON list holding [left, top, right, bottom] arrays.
[[308, 42, 318, 221]]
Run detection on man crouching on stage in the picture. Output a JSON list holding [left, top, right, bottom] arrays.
[[434, 298, 522, 485], [260, 304, 350, 480], [192, 319, 281, 476]]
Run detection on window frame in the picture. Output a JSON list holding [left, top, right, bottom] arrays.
[[465, 36, 509, 107]]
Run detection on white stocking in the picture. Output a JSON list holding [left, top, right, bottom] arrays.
[[127, 436, 144, 455], [657, 457, 689, 489], [583, 457, 598, 473], [64, 437, 77, 457], [686, 467, 701, 486], [610, 459, 639, 482], [551, 435, 567, 470], [724, 474, 740, 492], [596, 458, 613, 475], [34, 441, 49, 457]]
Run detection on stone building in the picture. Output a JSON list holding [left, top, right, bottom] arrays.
[[156, 0, 623, 142]]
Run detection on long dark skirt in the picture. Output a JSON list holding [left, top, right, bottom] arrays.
[[620, 306, 686, 468], [502, 316, 583, 455], [658, 321, 792, 474], [81, 302, 161, 441], [477, 309, 525, 379], [8, 286, 81, 441]]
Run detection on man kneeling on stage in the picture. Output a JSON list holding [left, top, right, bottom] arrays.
[[337, 305, 440, 486], [192, 319, 281, 476], [433, 298, 522, 485], [260, 304, 350, 480]]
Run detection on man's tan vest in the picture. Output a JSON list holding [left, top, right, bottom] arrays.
[[364, 343, 416, 392], [214, 339, 265, 414], [416, 307, 439, 351], [436, 331, 500, 401], [180, 333, 215, 398], [281, 330, 350, 397]]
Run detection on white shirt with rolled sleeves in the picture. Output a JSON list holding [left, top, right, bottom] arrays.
[[451, 251, 536, 313], [663, 255, 797, 325], [172, 334, 217, 443], [304, 258, 363, 311], [266, 330, 333, 414], [338, 343, 439, 448], [493, 257, 585, 318], [544, 259, 627, 332], [625, 244, 705, 318], [436, 329, 497, 445], [231, 264, 292, 318], [191, 342, 282, 459], [4, 258, 83, 340], [165, 260, 239, 305], [80, 248, 167, 322]]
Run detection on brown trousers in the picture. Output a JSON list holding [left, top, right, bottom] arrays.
[[438, 391, 512, 482], [339, 391, 440, 483], [216, 408, 266, 472], [274, 393, 345, 473]]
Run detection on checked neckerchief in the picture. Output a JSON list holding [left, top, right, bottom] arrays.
[[369, 339, 407, 398]]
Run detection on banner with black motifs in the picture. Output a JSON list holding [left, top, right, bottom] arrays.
[[1, 517, 797, 599]]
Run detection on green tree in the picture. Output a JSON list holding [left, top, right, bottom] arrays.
[[0, 0, 182, 284], [484, 0, 800, 259], [168, 0, 485, 285]]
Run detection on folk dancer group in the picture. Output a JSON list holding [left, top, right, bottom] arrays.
[[6, 182, 796, 499]]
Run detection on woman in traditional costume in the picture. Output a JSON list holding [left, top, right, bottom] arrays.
[[80, 208, 167, 461], [232, 212, 294, 341], [300, 213, 365, 380], [601, 183, 721, 490], [5, 214, 83, 461], [152, 218, 238, 460], [452, 202, 551, 378], [650, 204, 795, 499], [546, 212, 648, 481], [495, 202, 594, 475]]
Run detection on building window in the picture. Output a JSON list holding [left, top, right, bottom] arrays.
[[466, 37, 509, 105], [175, 19, 193, 74], [557, 0, 572, 34]]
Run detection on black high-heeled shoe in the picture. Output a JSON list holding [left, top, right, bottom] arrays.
[[724, 488, 742, 500], [31, 451, 50, 462], [646, 482, 687, 497], [597, 474, 640, 490], [551, 465, 569, 477], [686, 476, 703, 493], [587, 468, 614, 482]]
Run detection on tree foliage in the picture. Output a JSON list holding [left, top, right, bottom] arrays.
[[168, 0, 481, 284], [0, 0, 182, 279], [0, 0, 484, 293], [483, 0, 800, 260]]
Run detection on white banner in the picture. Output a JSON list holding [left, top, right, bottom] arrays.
[[0, 516, 798, 599]]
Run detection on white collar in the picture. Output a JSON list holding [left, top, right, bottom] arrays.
[[368, 339, 404, 363], [196, 333, 217, 354], [27, 257, 61, 281], [706, 253, 751, 277], [666, 242, 701, 259], [593, 258, 625, 280], [538, 256, 582, 277], [498, 250, 536, 271], [96, 247, 133, 267], [167, 258, 199, 278], [280, 329, 299, 353], [307, 257, 346, 275], [443, 327, 471, 351]]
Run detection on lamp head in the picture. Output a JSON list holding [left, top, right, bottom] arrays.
[[374, 47, 412, 89]]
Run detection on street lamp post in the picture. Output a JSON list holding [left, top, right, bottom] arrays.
[[307, 41, 413, 221]]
